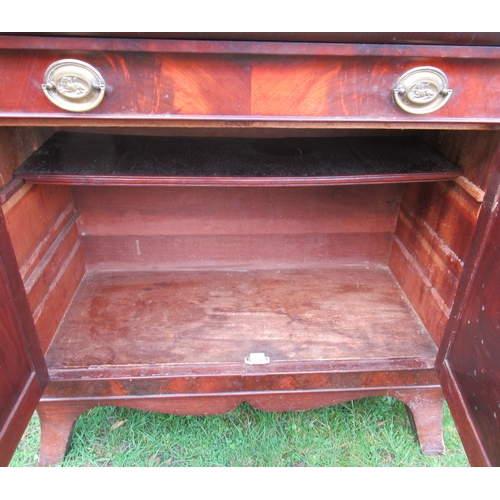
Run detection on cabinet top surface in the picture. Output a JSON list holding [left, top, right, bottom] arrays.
[[6, 32, 500, 46]]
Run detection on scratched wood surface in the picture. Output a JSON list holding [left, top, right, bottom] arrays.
[[45, 267, 437, 370]]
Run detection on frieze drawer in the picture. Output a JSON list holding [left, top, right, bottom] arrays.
[[1, 35, 500, 126]]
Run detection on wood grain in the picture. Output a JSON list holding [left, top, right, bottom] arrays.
[[33, 243, 85, 354], [1, 38, 500, 125], [0, 208, 47, 465], [0, 127, 53, 188], [3, 184, 74, 279], [71, 183, 401, 270], [0, 374, 44, 466], [454, 176, 485, 203], [395, 197, 464, 308], [0, 178, 25, 205], [36, 383, 445, 465], [437, 165, 500, 466], [0, 250, 32, 430], [25, 215, 80, 311], [390, 130, 500, 350], [399, 182, 480, 263], [72, 184, 401, 237], [39, 260, 445, 460], [390, 180, 483, 345], [45, 267, 437, 369], [79, 233, 394, 272], [3, 182, 86, 353], [419, 130, 500, 191], [11, 33, 500, 46], [3, 33, 500, 466], [3, 35, 500, 56], [438, 362, 491, 466], [44, 369, 440, 399]]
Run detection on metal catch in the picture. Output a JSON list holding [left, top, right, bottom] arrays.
[[244, 352, 270, 365]]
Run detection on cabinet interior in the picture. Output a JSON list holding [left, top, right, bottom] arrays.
[[2, 128, 486, 378]]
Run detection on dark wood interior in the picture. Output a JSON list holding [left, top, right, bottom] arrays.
[[1, 124, 492, 465], [6, 130, 480, 354], [8, 131, 456, 361]]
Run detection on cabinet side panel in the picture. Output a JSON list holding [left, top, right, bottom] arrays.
[[389, 235, 450, 344], [390, 131, 500, 346], [0, 127, 54, 189], [419, 131, 500, 192], [4, 184, 85, 353], [390, 184, 482, 347], [390, 181, 480, 345], [30, 227, 85, 353], [3, 184, 75, 279]]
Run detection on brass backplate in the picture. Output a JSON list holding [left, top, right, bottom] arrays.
[[394, 66, 452, 115], [42, 59, 106, 112]]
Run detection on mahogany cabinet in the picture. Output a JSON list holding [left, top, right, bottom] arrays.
[[1, 33, 499, 466]]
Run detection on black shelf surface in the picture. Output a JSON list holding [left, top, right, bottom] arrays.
[[15, 133, 462, 187]]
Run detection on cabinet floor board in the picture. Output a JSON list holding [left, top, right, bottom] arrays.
[[45, 267, 437, 373]]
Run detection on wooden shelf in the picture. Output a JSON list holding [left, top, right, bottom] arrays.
[[15, 133, 461, 187], [45, 267, 437, 378]]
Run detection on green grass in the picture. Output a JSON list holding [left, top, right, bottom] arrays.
[[10, 397, 468, 467]]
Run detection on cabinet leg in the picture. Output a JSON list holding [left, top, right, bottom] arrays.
[[36, 402, 88, 466], [401, 391, 445, 456]]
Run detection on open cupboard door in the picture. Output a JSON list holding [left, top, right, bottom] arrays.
[[436, 161, 500, 467], [0, 209, 48, 466]]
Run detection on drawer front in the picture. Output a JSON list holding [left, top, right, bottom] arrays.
[[1, 37, 500, 125]]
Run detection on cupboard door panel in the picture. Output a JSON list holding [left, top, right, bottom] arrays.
[[437, 165, 500, 466], [0, 209, 47, 465]]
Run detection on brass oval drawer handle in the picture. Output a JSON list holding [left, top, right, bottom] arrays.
[[41, 59, 106, 112], [393, 66, 452, 115]]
